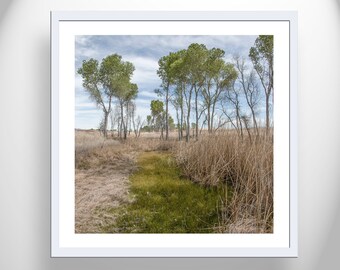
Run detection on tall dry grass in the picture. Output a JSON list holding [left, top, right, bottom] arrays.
[[175, 131, 273, 233], [75, 130, 176, 170]]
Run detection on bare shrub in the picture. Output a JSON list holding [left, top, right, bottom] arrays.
[[175, 130, 273, 233]]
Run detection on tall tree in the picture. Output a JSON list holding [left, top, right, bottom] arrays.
[[157, 52, 180, 140], [159, 45, 210, 142], [183, 43, 208, 141], [201, 48, 237, 133], [77, 58, 111, 137], [78, 54, 137, 138], [223, 82, 244, 138], [116, 81, 138, 139], [169, 49, 195, 142], [166, 50, 186, 141], [249, 35, 273, 134], [101, 54, 136, 139], [234, 55, 261, 136]]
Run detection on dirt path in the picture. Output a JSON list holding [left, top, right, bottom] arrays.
[[75, 151, 137, 233]]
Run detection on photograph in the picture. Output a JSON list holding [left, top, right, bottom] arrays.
[[74, 35, 274, 234], [51, 12, 296, 256]]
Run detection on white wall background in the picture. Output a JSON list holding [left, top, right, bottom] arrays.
[[0, 0, 339, 269]]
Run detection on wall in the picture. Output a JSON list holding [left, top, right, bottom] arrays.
[[0, 0, 339, 269]]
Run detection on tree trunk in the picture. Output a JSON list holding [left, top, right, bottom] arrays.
[[120, 101, 125, 139], [236, 106, 243, 139], [185, 86, 193, 143], [180, 103, 183, 141], [243, 119, 252, 143], [161, 125, 164, 140], [207, 105, 211, 133], [165, 83, 169, 140], [211, 101, 216, 133], [103, 110, 109, 138], [250, 106, 259, 137], [195, 88, 199, 141], [266, 93, 270, 136]]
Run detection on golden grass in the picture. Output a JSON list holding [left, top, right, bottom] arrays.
[[75, 129, 273, 233], [175, 131, 273, 233], [75, 130, 136, 233]]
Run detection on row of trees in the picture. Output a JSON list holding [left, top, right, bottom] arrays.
[[154, 35, 273, 142], [77, 36, 273, 141]]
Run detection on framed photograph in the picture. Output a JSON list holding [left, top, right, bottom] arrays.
[[51, 11, 297, 257]]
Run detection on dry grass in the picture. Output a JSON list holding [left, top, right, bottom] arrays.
[[175, 131, 273, 233], [75, 129, 120, 155], [75, 130, 137, 233], [75, 129, 273, 233], [75, 130, 177, 233]]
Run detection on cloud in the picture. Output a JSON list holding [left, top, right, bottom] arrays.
[[124, 55, 161, 87], [138, 89, 159, 99]]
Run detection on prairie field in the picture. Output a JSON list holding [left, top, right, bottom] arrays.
[[75, 35, 275, 234], [75, 129, 273, 234]]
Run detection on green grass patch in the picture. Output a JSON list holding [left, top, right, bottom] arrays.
[[104, 151, 224, 233]]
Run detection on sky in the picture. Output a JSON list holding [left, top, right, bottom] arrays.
[[75, 35, 258, 130]]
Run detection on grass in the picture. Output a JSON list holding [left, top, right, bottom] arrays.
[[75, 129, 273, 234], [102, 151, 223, 233], [176, 131, 273, 233]]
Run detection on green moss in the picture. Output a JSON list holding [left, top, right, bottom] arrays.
[[103, 151, 226, 233]]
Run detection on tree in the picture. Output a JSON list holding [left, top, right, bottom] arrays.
[[100, 54, 136, 139], [168, 115, 176, 131], [116, 82, 138, 139], [130, 103, 144, 138], [150, 100, 164, 119], [157, 52, 181, 140], [145, 115, 152, 132], [234, 55, 261, 136], [77, 54, 137, 138], [158, 48, 204, 142], [223, 82, 244, 138], [183, 43, 208, 141], [187, 44, 209, 141], [165, 50, 186, 141], [169, 49, 194, 142], [170, 85, 184, 141], [110, 103, 121, 137], [150, 100, 165, 138], [77, 58, 112, 138], [249, 35, 273, 134], [201, 48, 237, 133]]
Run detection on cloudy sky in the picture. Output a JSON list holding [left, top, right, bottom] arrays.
[[75, 35, 258, 129]]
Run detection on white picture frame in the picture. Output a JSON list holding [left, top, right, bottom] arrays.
[[51, 10, 298, 257]]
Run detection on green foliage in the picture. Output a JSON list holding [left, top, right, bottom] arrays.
[[168, 115, 176, 131], [249, 35, 273, 66], [77, 58, 103, 107], [78, 54, 136, 106], [150, 100, 164, 116], [105, 152, 221, 233], [156, 43, 238, 137], [77, 54, 138, 137], [249, 35, 274, 132], [149, 100, 165, 132], [249, 35, 273, 86]]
